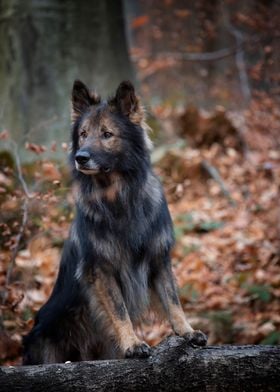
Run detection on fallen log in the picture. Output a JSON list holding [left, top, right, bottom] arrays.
[[0, 336, 279, 392]]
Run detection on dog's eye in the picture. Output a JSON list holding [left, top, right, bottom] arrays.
[[80, 130, 87, 139], [103, 131, 113, 139]]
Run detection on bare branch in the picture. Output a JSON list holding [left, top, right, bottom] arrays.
[[221, 2, 253, 103], [201, 159, 236, 206], [4, 141, 32, 288], [131, 34, 262, 63], [153, 45, 242, 62], [10, 140, 31, 199], [229, 27, 251, 103], [131, 45, 241, 64]]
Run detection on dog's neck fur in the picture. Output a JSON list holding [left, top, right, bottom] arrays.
[[74, 164, 153, 219]]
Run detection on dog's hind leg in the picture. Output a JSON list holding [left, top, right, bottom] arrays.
[[89, 270, 151, 359], [23, 336, 66, 365]]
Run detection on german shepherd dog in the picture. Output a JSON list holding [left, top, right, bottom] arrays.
[[22, 80, 207, 364]]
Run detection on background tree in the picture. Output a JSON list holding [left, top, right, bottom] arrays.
[[0, 0, 133, 159]]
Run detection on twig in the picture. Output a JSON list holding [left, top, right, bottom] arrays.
[[201, 159, 236, 206], [229, 27, 251, 103], [4, 141, 31, 288], [10, 140, 32, 199], [222, 2, 253, 102], [151, 45, 242, 62], [132, 45, 241, 64], [131, 34, 265, 64]]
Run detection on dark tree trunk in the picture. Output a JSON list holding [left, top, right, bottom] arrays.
[[0, 337, 279, 392], [0, 0, 133, 159]]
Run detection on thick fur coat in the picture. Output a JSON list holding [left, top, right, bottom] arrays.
[[22, 81, 207, 364]]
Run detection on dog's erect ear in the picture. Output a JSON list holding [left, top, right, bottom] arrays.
[[114, 81, 138, 116], [71, 80, 100, 123]]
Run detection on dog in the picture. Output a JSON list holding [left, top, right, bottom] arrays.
[[22, 80, 207, 364]]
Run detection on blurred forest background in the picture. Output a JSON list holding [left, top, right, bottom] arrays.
[[0, 0, 279, 365]]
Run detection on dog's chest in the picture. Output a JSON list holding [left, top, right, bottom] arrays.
[[90, 221, 151, 318], [91, 223, 149, 265]]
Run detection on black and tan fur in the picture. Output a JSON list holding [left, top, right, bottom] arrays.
[[22, 80, 207, 364]]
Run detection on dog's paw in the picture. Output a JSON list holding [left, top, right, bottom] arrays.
[[125, 342, 151, 359], [183, 330, 208, 347]]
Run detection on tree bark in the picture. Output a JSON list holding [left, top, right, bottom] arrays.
[[0, 336, 279, 392]]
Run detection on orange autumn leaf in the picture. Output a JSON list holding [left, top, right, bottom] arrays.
[[131, 15, 149, 29], [25, 142, 47, 155]]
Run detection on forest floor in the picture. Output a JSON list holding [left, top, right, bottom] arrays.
[[0, 91, 279, 365]]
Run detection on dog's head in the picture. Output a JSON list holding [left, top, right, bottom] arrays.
[[70, 80, 152, 176]]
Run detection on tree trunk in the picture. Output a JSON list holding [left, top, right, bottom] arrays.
[[0, 336, 279, 392], [0, 0, 133, 160]]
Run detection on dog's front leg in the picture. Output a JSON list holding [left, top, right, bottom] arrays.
[[92, 270, 151, 358], [154, 264, 207, 347]]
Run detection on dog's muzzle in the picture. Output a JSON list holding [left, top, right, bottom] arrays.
[[75, 151, 90, 165], [75, 151, 111, 174], [75, 151, 99, 174]]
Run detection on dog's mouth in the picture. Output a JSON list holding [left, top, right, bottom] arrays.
[[75, 161, 100, 175], [75, 161, 111, 175], [78, 167, 100, 175]]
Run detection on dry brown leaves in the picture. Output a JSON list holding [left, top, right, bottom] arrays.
[[153, 96, 280, 345], [0, 96, 279, 363]]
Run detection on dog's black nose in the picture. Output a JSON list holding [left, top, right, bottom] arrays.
[[75, 151, 90, 165]]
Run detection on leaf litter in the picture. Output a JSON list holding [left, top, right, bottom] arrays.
[[0, 95, 279, 364]]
